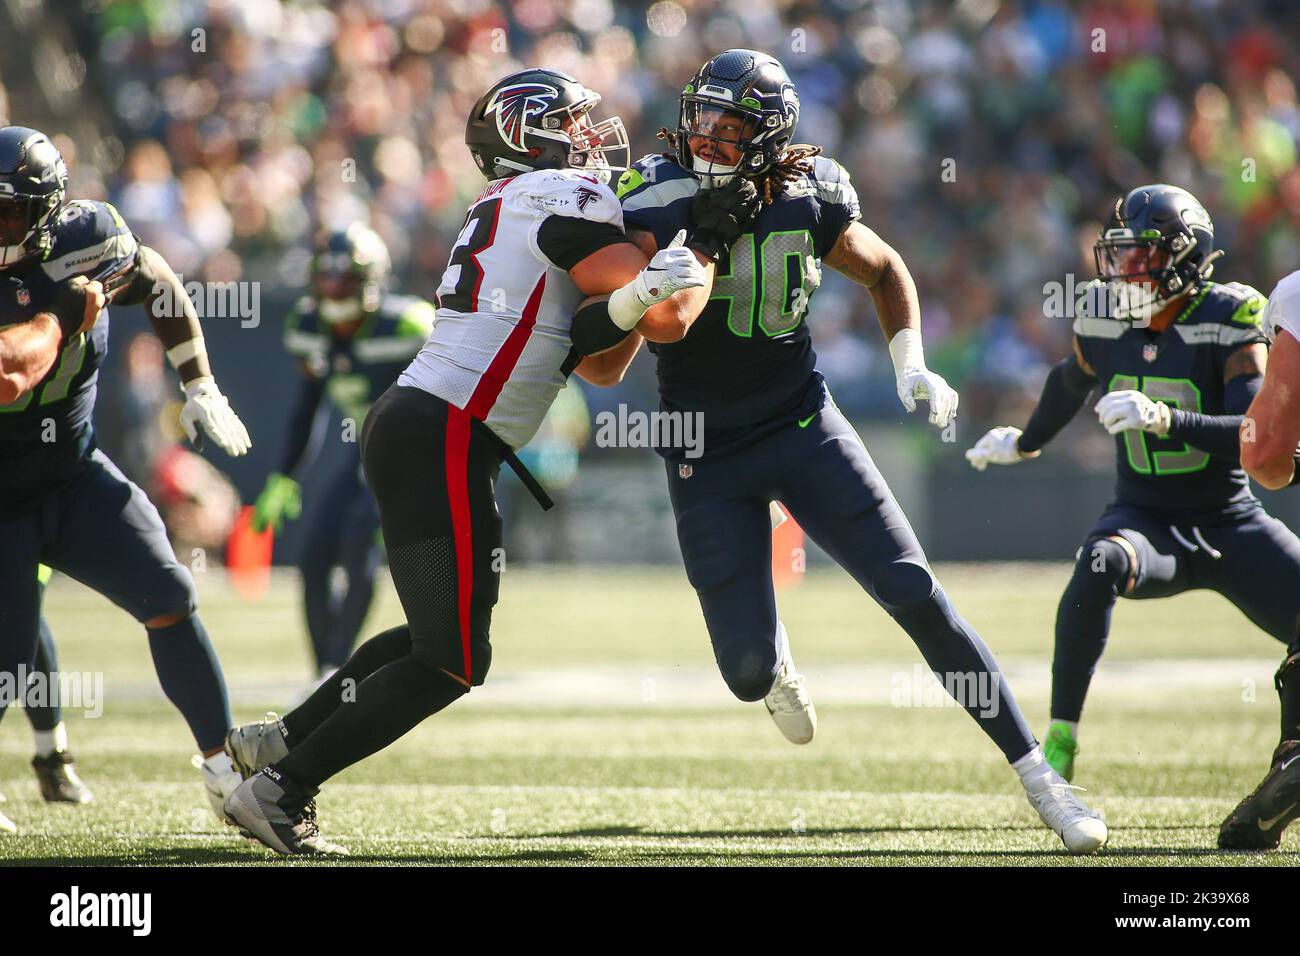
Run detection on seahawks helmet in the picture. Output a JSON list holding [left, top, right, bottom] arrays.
[[311, 223, 390, 325], [1094, 184, 1223, 321], [0, 126, 68, 269], [465, 68, 628, 185], [677, 49, 799, 187]]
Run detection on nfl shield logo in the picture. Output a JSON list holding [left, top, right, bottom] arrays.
[[16, 286, 29, 306], [1143, 343, 1158, 363], [678, 463, 693, 479]]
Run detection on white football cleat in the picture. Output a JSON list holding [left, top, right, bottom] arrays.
[[763, 623, 816, 745], [224, 712, 291, 779], [193, 754, 246, 828], [1024, 770, 1108, 854]]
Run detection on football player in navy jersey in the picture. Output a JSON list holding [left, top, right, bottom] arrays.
[[617, 50, 1106, 853], [967, 184, 1300, 850], [0, 126, 249, 833], [250, 225, 435, 685]]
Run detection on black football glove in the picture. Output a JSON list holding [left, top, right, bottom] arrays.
[[45, 276, 98, 341], [687, 176, 762, 261]]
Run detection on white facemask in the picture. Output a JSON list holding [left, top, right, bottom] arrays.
[[692, 155, 739, 188], [319, 298, 363, 324]]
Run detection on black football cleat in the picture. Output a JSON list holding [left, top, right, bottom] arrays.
[[1218, 740, 1300, 851], [32, 752, 93, 804]]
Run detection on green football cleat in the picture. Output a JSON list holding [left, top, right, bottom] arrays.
[[1043, 722, 1079, 782]]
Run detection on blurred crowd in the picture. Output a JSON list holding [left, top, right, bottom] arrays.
[[50, 0, 1300, 429]]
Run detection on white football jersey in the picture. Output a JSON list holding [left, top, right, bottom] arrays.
[[400, 168, 623, 449], [1263, 269, 1300, 345]]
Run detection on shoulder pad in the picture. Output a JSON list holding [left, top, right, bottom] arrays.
[[284, 297, 327, 357], [1214, 281, 1267, 327], [42, 199, 139, 282], [518, 169, 622, 227], [1071, 280, 1128, 338], [618, 159, 698, 213], [616, 154, 680, 198]]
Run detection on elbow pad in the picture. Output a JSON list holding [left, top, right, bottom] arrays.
[[570, 298, 632, 356]]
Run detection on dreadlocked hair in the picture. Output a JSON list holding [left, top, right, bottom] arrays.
[[656, 128, 823, 204]]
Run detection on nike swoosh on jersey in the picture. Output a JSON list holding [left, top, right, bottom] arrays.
[[797, 413, 817, 428]]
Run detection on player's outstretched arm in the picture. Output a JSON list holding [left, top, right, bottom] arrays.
[[115, 244, 250, 456], [967, 337, 1096, 471], [823, 221, 956, 427], [1243, 330, 1300, 489], [0, 278, 104, 404]]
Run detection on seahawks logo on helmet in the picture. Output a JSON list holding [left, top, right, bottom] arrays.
[[483, 83, 558, 153]]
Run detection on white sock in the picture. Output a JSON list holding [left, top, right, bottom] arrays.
[[203, 751, 235, 776], [33, 723, 68, 758], [1012, 745, 1054, 790]]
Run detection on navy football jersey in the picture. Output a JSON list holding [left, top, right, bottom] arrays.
[[1074, 280, 1268, 523], [617, 153, 860, 458], [0, 199, 139, 515], [284, 293, 434, 426]]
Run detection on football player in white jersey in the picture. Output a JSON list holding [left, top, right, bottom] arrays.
[[221, 68, 761, 854], [1219, 267, 1300, 849], [1243, 269, 1300, 488]]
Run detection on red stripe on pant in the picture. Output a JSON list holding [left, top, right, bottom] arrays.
[[444, 404, 474, 683]]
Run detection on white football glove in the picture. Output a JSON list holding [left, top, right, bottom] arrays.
[[1095, 389, 1171, 436], [965, 426, 1036, 471], [632, 229, 708, 307], [607, 229, 708, 331], [180, 378, 252, 457], [888, 329, 958, 427]]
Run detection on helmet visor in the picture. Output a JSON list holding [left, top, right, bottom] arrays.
[[1094, 238, 1171, 283], [681, 99, 760, 183]]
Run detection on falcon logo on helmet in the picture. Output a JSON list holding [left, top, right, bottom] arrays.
[[465, 69, 630, 185], [482, 83, 559, 153]]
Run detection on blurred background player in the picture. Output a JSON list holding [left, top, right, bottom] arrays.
[[221, 67, 717, 854], [0, 125, 249, 833], [0, 564, 93, 835], [617, 49, 1106, 853], [966, 184, 1300, 850], [250, 224, 434, 686]]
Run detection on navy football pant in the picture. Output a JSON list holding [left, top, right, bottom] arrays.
[[667, 395, 1036, 763], [0, 449, 231, 750], [1052, 505, 1300, 727], [299, 447, 383, 671]]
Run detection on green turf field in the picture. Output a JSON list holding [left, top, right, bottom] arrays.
[[1, 563, 1296, 865]]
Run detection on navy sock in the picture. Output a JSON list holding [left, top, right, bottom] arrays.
[[147, 614, 232, 752], [24, 616, 61, 733], [1051, 539, 1129, 722]]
